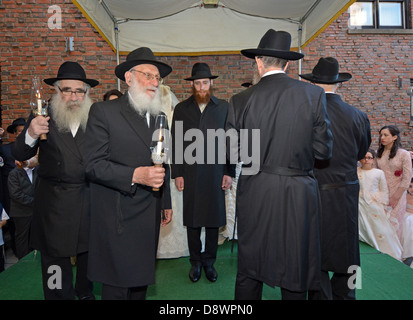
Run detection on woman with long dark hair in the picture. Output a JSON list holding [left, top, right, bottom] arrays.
[[376, 125, 412, 256]]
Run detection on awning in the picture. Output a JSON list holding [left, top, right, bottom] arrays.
[[72, 0, 356, 56]]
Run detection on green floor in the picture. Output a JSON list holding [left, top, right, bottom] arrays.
[[0, 241, 412, 300]]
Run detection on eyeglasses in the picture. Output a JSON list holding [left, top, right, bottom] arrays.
[[58, 86, 87, 97], [130, 69, 163, 83], [363, 157, 374, 160]]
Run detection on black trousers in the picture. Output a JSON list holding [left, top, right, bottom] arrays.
[[235, 272, 307, 300], [187, 227, 218, 267], [40, 251, 93, 300], [13, 216, 32, 260], [308, 270, 356, 300], [0, 245, 4, 273], [101, 284, 148, 300]]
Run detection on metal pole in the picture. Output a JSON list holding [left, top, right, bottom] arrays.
[[115, 22, 120, 91], [298, 24, 303, 75]]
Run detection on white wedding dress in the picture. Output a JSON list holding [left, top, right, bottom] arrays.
[[402, 194, 413, 260], [358, 167, 403, 260], [221, 163, 242, 240], [157, 85, 189, 259]]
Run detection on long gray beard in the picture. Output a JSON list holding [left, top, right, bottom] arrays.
[[49, 93, 93, 133], [127, 82, 163, 117], [252, 64, 260, 85]]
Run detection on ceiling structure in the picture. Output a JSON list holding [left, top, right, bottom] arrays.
[[72, 0, 356, 56]]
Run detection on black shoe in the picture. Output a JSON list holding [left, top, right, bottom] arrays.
[[189, 265, 202, 282], [78, 293, 96, 300], [204, 265, 217, 282]]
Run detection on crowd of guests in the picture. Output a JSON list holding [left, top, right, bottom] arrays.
[[0, 28, 411, 301]]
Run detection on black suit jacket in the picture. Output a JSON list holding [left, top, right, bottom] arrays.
[[12, 110, 90, 257], [8, 166, 37, 218], [0, 142, 16, 213], [171, 95, 235, 227]]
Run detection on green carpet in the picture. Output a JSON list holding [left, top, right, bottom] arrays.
[[0, 241, 412, 300]]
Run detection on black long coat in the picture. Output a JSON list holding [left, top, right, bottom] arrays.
[[171, 95, 235, 228], [226, 73, 333, 292], [84, 94, 171, 288], [314, 93, 371, 273], [12, 111, 89, 257]]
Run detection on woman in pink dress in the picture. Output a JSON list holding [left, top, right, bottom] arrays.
[[376, 125, 412, 247]]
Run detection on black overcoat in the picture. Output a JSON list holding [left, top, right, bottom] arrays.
[[314, 93, 371, 273], [171, 95, 235, 228], [12, 110, 89, 257], [226, 73, 333, 292], [84, 94, 171, 288]]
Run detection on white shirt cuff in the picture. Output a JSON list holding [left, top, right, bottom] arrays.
[[25, 130, 38, 148]]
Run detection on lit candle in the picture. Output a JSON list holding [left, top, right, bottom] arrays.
[[156, 141, 162, 155], [37, 98, 42, 114]]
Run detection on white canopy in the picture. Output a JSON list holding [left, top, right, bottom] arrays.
[[73, 0, 356, 55]]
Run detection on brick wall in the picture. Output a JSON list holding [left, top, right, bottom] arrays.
[[1, 0, 412, 149]]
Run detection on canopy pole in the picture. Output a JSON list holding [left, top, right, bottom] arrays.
[[298, 24, 303, 76], [114, 22, 120, 91], [99, 0, 121, 90]]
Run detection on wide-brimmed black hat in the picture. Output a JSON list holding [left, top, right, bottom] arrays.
[[299, 57, 352, 84], [44, 61, 99, 87], [7, 117, 26, 134], [115, 47, 172, 81], [184, 62, 218, 81], [241, 29, 304, 61]]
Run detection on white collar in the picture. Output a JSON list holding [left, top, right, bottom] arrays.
[[262, 69, 285, 78]]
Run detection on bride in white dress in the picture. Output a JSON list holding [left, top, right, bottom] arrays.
[[157, 84, 189, 259], [358, 149, 403, 260]]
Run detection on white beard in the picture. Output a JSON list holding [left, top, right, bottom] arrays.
[[49, 93, 93, 134], [252, 64, 261, 85], [127, 77, 163, 117]]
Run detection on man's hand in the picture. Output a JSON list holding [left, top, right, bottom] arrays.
[[161, 209, 173, 226], [132, 166, 165, 188], [175, 177, 184, 192], [28, 116, 50, 139], [221, 175, 233, 190]]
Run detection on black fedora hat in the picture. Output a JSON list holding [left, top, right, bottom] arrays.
[[7, 117, 26, 134], [44, 61, 99, 87], [299, 57, 352, 84], [184, 62, 218, 81], [115, 47, 172, 81], [241, 82, 253, 88], [241, 29, 304, 61]]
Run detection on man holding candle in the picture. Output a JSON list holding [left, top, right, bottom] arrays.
[[84, 47, 172, 300], [12, 61, 98, 300]]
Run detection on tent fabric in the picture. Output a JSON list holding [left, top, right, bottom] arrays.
[[72, 0, 356, 55]]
